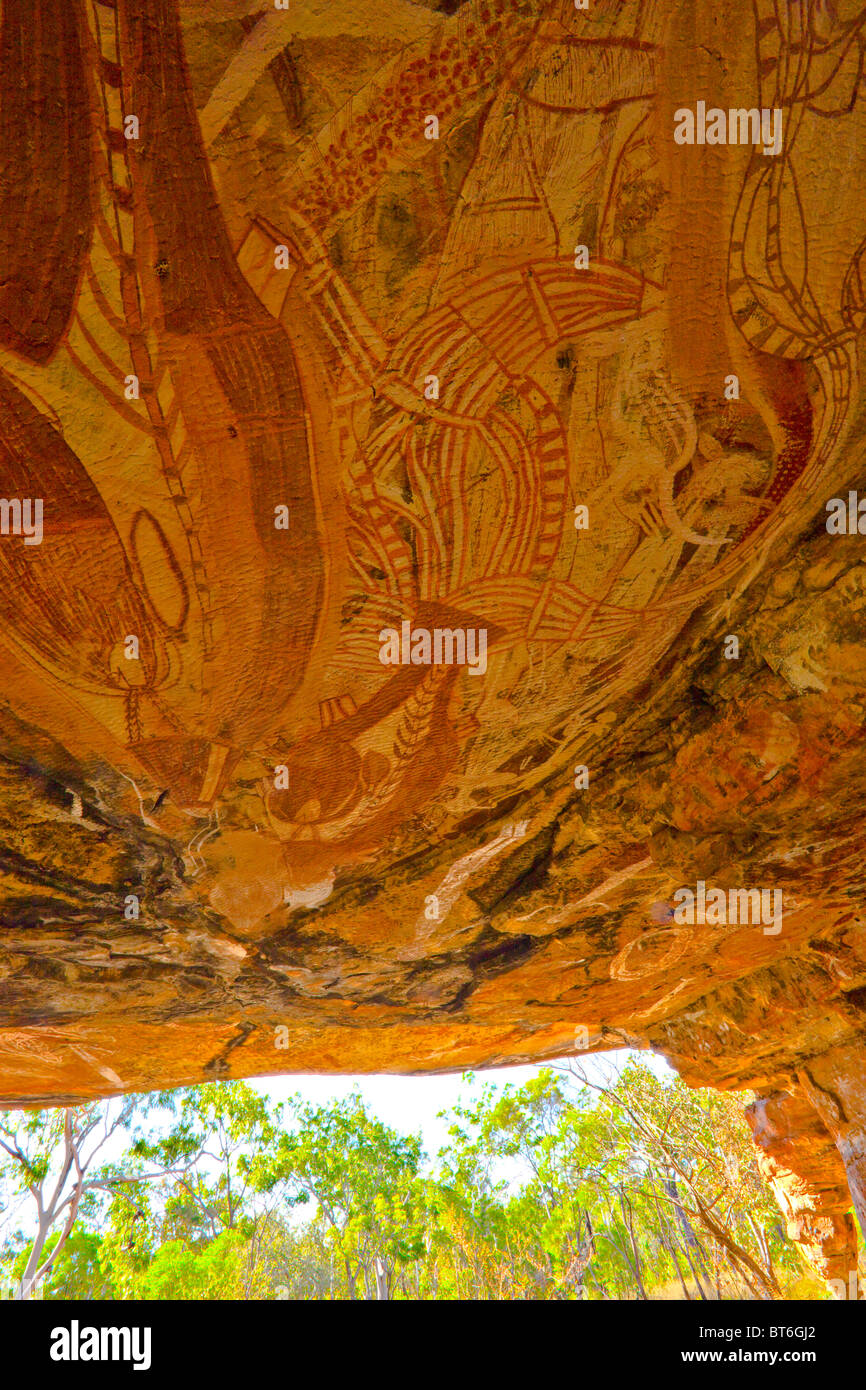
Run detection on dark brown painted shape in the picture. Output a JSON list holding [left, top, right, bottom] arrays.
[[0, 0, 92, 363]]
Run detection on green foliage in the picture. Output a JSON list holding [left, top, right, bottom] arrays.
[[249, 1091, 426, 1299], [0, 1063, 837, 1301], [5, 1229, 111, 1301], [119, 1230, 246, 1301]]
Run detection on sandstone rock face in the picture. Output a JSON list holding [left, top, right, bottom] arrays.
[[2, 0, 866, 1288]]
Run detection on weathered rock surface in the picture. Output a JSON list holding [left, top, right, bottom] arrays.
[[2, 0, 866, 1290]]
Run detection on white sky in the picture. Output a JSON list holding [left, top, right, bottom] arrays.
[[248, 1049, 675, 1160]]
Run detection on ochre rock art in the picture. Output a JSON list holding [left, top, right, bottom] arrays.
[[3, 0, 866, 1288]]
